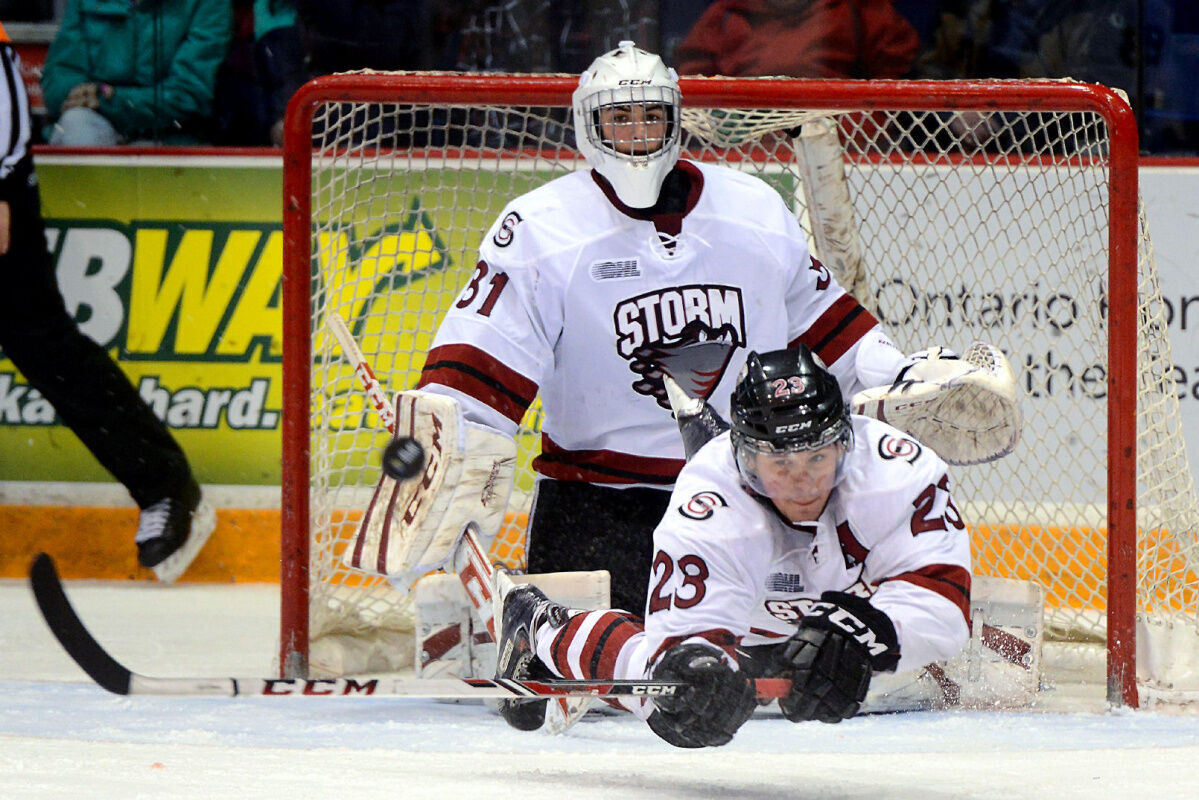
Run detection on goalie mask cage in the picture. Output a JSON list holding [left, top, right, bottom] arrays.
[[281, 73, 1199, 708]]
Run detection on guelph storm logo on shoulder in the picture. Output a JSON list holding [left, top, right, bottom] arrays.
[[613, 284, 746, 409], [679, 490, 727, 520], [492, 211, 521, 247]]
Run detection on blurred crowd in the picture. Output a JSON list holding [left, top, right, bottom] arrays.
[[3, 0, 1197, 153]]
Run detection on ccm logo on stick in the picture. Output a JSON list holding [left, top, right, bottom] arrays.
[[261, 679, 379, 696]]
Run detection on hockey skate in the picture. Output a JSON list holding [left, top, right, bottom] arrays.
[[135, 479, 216, 583], [495, 584, 569, 731]]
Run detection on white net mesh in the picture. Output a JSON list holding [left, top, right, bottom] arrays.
[[287, 75, 1199, 700]]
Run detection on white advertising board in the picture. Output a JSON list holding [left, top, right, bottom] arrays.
[[1142, 166, 1199, 488]]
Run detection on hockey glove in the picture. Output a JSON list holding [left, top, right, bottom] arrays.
[[776, 592, 900, 724], [851, 342, 1021, 465], [645, 643, 756, 748]]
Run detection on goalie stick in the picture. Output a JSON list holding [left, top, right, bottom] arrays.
[[29, 553, 790, 701], [327, 310, 397, 434]]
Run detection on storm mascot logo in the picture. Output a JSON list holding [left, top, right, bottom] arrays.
[[613, 284, 746, 410]]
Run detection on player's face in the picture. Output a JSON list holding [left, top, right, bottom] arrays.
[[752, 442, 842, 521], [598, 104, 669, 156]]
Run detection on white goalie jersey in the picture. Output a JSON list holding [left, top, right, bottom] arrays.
[[418, 160, 900, 487], [642, 416, 972, 676]]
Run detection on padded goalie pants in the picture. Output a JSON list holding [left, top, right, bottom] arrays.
[[0, 159, 194, 509], [526, 479, 671, 615]]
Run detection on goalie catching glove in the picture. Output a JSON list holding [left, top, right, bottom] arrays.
[[646, 643, 757, 748], [775, 592, 900, 724], [852, 342, 1021, 466]]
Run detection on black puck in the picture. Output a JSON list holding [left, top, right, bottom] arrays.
[[382, 436, 426, 481]]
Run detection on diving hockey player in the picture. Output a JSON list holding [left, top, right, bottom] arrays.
[[494, 346, 972, 747]]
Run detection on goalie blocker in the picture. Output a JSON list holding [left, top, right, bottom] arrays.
[[345, 390, 518, 585]]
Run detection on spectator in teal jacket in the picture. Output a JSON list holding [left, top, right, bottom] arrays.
[[41, 0, 233, 145]]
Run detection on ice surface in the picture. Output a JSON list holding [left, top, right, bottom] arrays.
[[2, 578, 1197, 799]]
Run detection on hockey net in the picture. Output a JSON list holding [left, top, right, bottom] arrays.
[[280, 73, 1199, 706]]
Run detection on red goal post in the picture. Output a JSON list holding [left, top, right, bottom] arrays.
[[281, 72, 1198, 709]]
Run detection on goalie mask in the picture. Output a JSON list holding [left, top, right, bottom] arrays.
[[572, 40, 681, 208], [730, 346, 853, 496]]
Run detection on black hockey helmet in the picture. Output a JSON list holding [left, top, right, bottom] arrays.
[[729, 345, 852, 458]]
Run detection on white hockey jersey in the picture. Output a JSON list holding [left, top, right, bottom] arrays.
[[419, 161, 894, 486], [641, 416, 971, 676]]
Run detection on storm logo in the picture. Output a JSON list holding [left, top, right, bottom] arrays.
[[613, 284, 745, 410], [679, 490, 727, 520]]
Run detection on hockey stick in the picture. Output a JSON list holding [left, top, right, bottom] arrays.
[[29, 553, 790, 700], [327, 310, 397, 434]]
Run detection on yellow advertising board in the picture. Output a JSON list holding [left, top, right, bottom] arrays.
[[0, 154, 288, 485]]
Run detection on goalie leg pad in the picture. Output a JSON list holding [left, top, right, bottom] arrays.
[[416, 569, 610, 680], [934, 574, 1043, 708], [415, 572, 487, 679], [863, 575, 1044, 711]]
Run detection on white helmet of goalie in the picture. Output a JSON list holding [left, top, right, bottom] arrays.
[[572, 40, 682, 208]]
